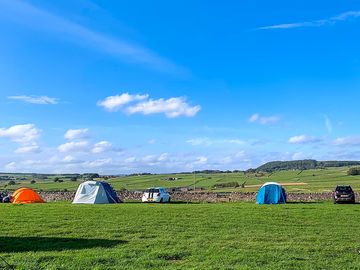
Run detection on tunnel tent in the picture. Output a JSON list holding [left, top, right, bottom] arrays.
[[11, 188, 45, 204], [73, 181, 121, 204], [256, 182, 287, 205]]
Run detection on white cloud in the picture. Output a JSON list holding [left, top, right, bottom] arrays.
[[187, 137, 245, 146], [148, 139, 157, 144], [186, 138, 213, 146], [92, 141, 113, 153], [8, 95, 58, 105], [158, 153, 169, 161], [127, 97, 201, 118], [257, 10, 360, 30], [0, 0, 183, 73], [333, 136, 360, 146], [83, 158, 112, 168], [219, 151, 248, 165], [15, 144, 41, 154], [99, 93, 201, 118], [64, 128, 89, 140], [124, 157, 136, 164], [194, 156, 208, 165], [249, 113, 280, 125], [288, 135, 322, 144], [5, 161, 17, 170], [62, 155, 79, 163], [58, 141, 89, 153], [0, 124, 40, 143], [224, 139, 245, 145], [292, 152, 307, 160], [97, 93, 148, 112]]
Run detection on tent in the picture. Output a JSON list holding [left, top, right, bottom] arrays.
[[73, 181, 121, 204], [11, 188, 45, 204], [256, 182, 287, 205]]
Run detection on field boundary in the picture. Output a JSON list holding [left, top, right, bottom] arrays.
[[39, 191, 359, 203]]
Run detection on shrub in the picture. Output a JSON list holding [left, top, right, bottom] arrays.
[[348, 167, 360, 176], [30, 180, 36, 184], [212, 182, 240, 189], [8, 180, 16, 186]]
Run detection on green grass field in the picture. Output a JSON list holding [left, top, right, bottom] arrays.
[[1, 167, 360, 193], [0, 202, 359, 269]]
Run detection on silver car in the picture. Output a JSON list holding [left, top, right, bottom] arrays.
[[142, 187, 171, 203]]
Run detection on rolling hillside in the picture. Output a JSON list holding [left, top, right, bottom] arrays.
[[1, 167, 359, 193]]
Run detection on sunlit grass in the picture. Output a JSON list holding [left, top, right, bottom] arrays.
[[0, 202, 359, 269]]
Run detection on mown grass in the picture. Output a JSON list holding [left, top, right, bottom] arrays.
[[1, 167, 360, 193], [0, 202, 359, 269]]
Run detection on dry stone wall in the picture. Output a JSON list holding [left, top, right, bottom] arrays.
[[39, 191, 359, 203]]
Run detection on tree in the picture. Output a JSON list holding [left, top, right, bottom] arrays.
[[8, 180, 16, 185], [30, 180, 36, 184]]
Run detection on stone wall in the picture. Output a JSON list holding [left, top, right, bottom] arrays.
[[39, 191, 360, 203]]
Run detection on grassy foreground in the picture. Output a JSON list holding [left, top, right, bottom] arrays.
[[0, 202, 359, 269]]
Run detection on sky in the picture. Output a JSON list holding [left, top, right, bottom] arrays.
[[0, 0, 360, 174]]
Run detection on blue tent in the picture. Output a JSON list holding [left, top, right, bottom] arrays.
[[73, 181, 122, 204], [256, 182, 287, 205]]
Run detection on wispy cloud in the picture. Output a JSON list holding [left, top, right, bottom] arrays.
[[288, 135, 323, 144], [8, 95, 58, 105], [333, 136, 360, 146], [0, 0, 184, 73], [324, 115, 333, 134], [249, 113, 280, 125], [186, 137, 245, 146], [257, 10, 360, 30]]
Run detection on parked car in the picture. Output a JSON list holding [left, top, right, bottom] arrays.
[[333, 185, 355, 204], [142, 187, 171, 203]]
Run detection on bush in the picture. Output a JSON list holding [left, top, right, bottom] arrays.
[[8, 180, 16, 185], [70, 177, 78, 182], [30, 180, 36, 184], [348, 167, 360, 176], [212, 182, 240, 189]]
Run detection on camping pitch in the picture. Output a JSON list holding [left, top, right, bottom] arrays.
[[256, 182, 287, 205], [73, 181, 121, 204], [11, 188, 45, 204]]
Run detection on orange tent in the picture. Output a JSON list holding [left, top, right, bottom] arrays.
[[11, 188, 45, 204]]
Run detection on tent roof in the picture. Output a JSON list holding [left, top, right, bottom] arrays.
[[12, 188, 44, 204], [261, 182, 282, 188]]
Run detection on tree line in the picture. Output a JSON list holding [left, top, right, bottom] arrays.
[[255, 160, 360, 173]]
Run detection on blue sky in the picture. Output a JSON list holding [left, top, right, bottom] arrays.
[[0, 0, 360, 174]]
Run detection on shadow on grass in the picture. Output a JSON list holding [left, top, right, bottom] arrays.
[[124, 201, 199, 205], [0, 237, 127, 253], [286, 201, 325, 205]]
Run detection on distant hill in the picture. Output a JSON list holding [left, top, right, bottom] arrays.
[[256, 159, 360, 172]]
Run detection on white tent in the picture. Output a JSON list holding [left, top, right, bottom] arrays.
[[72, 181, 121, 204]]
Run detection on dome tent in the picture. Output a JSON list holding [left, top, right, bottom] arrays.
[[256, 182, 287, 205], [11, 188, 45, 204], [73, 181, 121, 204]]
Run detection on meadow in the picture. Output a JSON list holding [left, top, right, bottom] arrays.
[[0, 202, 359, 269], [1, 167, 360, 193]]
